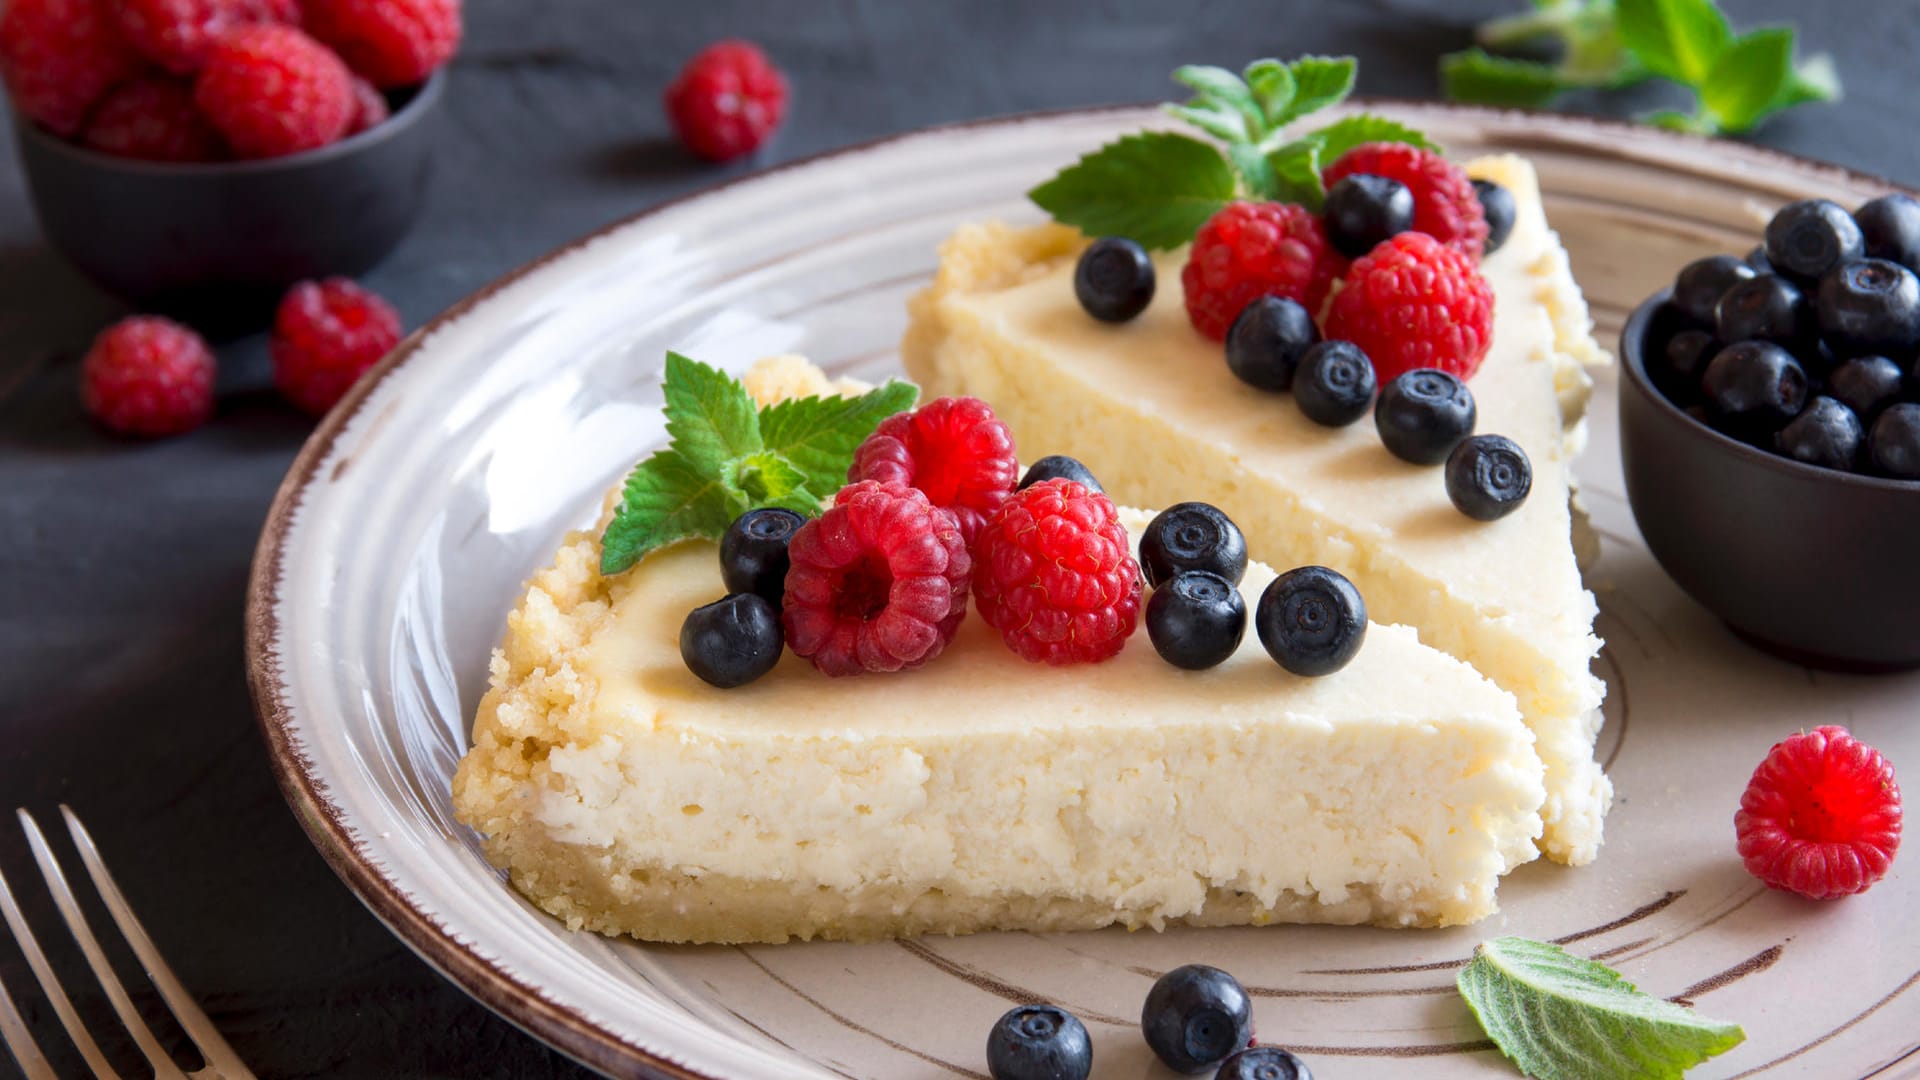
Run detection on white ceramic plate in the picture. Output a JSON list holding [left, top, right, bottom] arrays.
[[246, 104, 1920, 1079]]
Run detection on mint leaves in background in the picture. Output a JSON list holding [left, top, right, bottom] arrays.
[[1029, 56, 1440, 248], [1458, 937, 1746, 1079], [1443, 0, 1839, 136], [599, 353, 916, 574]]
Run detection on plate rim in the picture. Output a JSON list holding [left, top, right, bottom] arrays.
[[241, 99, 1911, 1078]]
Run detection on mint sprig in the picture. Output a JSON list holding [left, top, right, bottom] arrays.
[[1442, 0, 1838, 136], [599, 353, 917, 574], [1458, 937, 1746, 1079], [1029, 55, 1440, 248]]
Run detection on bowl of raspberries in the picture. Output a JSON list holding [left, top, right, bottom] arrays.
[[1621, 191, 1920, 671], [0, 0, 459, 323]]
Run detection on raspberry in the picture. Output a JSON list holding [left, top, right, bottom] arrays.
[[664, 39, 790, 163], [1736, 725, 1901, 900], [847, 396, 1018, 545], [345, 74, 388, 133], [82, 77, 224, 162], [114, 0, 301, 75], [0, 0, 144, 137], [781, 481, 972, 676], [301, 0, 461, 88], [194, 24, 353, 158], [1181, 201, 1342, 341], [1323, 143, 1489, 260], [972, 479, 1143, 665], [1323, 231, 1495, 384], [271, 277, 403, 415], [80, 317, 217, 438]]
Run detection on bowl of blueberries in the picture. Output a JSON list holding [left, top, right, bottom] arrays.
[[1621, 192, 1920, 671]]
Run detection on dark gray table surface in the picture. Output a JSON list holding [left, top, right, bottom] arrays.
[[1, 1, 1915, 1076]]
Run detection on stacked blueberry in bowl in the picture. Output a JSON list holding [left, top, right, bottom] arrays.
[[1647, 194, 1920, 478]]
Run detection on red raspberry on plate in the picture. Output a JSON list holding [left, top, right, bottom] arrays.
[[664, 39, 790, 163], [80, 316, 217, 438], [1323, 142, 1489, 260], [781, 480, 972, 676], [301, 0, 461, 88], [0, 0, 144, 137], [194, 24, 353, 158], [972, 478, 1143, 665], [1181, 201, 1342, 341], [83, 77, 224, 162], [848, 396, 1018, 546], [345, 74, 388, 133], [1323, 231, 1495, 384], [115, 0, 301, 75], [271, 277, 403, 415], [1736, 725, 1901, 900]]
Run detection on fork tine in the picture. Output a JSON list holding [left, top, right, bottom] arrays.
[[0, 872, 61, 1080], [18, 810, 188, 1080], [0, 839, 122, 1079], [61, 807, 257, 1080]]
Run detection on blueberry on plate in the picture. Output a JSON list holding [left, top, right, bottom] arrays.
[[1765, 198, 1865, 287], [1473, 178, 1516, 255], [986, 1004, 1092, 1080], [1868, 402, 1920, 479], [1744, 244, 1774, 274], [1019, 454, 1102, 492], [1715, 274, 1813, 350], [1226, 295, 1320, 392], [1256, 566, 1367, 677], [1672, 254, 1756, 326], [1141, 502, 1248, 586], [1215, 1045, 1315, 1080], [1375, 368, 1476, 465], [1324, 174, 1414, 258], [1854, 192, 1920, 274], [1142, 964, 1252, 1074], [680, 594, 784, 688], [1700, 341, 1808, 441], [1147, 571, 1247, 670], [1074, 237, 1156, 323], [1292, 340, 1376, 426], [1817, 258, 1920, 358], [1445, 434, 1532, 521], [1659, 328, 1719, 399], [720, 507, 806, 608], [1827, 355, 1905, 418], [1776, 396, 1864, 472]]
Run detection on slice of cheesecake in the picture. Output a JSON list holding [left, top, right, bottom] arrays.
[[452, 364, 1550, 944], [902, 155, 1611, 865]]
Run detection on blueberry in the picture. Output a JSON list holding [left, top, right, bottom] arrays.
[[1855, 193, 1920, 274], [1817, 258, 1920, 359], [1324, 174, 1414, 258], [1141, 965, 1252, 1074], [1445, 434, 1533, 521], [1256, 566, 1367, 677], [1019, 455, 1102, 492], [1700, 341, 1808, 440], [679, 594, 783, 688], [1715, 274, 1813, 350], [720, 507, 806, 608], [1226, 296, 1320, 392], [1776, 396, 1864, 472], [1141, 502, 1248, 587], [1147, 571, 1247, 670], [1745, 244, 1774, 274], [1659, 329, 1719, 400], [1375, 368, 1476, 465], [1293, 340, 1377, 426], [1672, 254, 1756, 326], [1214, 1045, 1315, 1080], [986, 1004, 1092, 1080], [1074, 237, 1156, 323], [1869, 403, 1920, 478], [1827, 355, 1905, 418], [1764, 198, 1865, 288], [1473, 178, 1516, 255]]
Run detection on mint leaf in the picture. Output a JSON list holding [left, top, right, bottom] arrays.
[[600, 449, 736, 574], [1028, 132, 1237, 250], [1241, 59, 1295, 128], [1273, 56, 1356, 125], [1441, 48, 1573, 108], [1265, 141, 1325, 212], [1228, 141, 1278, 201], [1312, 113, 1442, 162], [1616, 0, 1730, 86], [725, 450, 809, 506], [1701, 27, 1794, 132], [1173, 64, 1260, 129], [758, 379, 918, 495], [1165, 102, 1249, 143], [1774, 52, 1841, 110], [661, 351, 761, 469], [1458, 937, 1746, 1080]]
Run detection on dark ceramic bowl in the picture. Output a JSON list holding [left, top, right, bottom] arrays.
[[1619, 289, 1920, 672], [11, 72, 443, 331]]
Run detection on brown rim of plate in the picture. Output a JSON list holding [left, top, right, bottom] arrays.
[[241, 99, 1911, 1079]]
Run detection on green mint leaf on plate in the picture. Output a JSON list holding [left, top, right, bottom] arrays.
[[1273, 55, 1356, 126], [725, 450, 809, 506], [1265, 141, 1325, 213], [758, 378, 919, 495], [1441, 48, 1575, 108], [1241, 58, 1295, 130], [1312, 113, 1441, 162], [661, 351, 762, 466], [1458, 936, 1746, 1080], [1166, 102, 1250, 144], [1172, 64, 1261, 134], [1028, 131, 1237, 250], [1615, 0, 1731, 86], [1700, 27, 1794, 133], [1227, 142, 1279, 201], [600, 449, 737, 575], [1775, 53, 1841, 110]]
